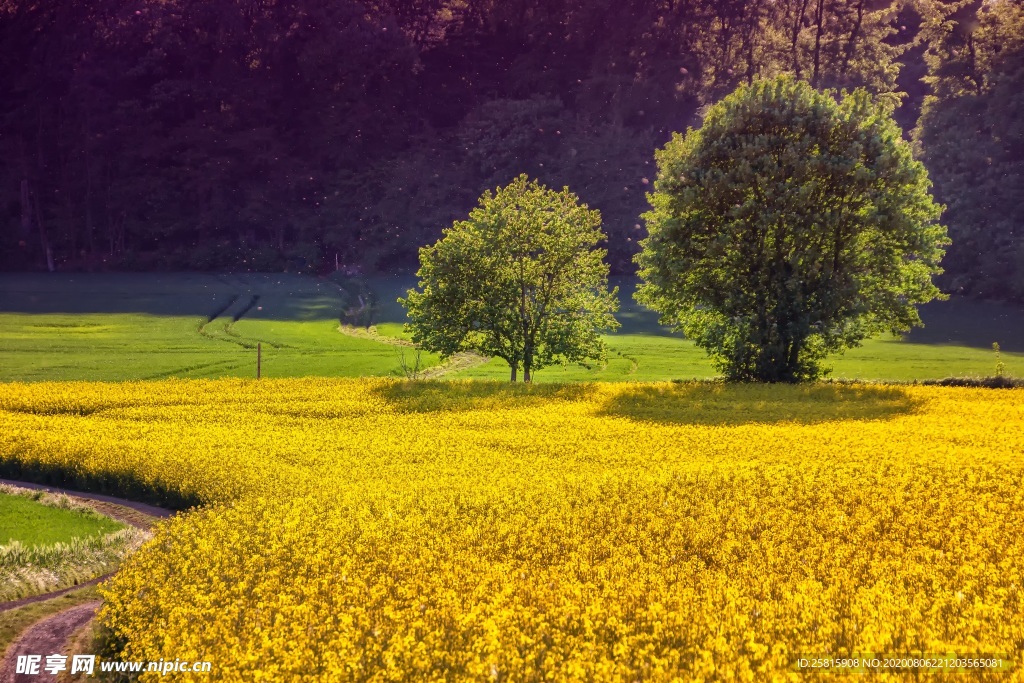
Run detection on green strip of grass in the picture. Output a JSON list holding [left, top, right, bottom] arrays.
[[0, 493, 124, 547], [1, 273, 1022, 383]]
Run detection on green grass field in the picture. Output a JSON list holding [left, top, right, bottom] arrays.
[[0, 273, 443, 381], [1, 273, 1021, 382], [0, 493, 123, 546], [370, 275, 1024, 382]]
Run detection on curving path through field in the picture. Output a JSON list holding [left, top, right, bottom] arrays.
[[0, 602, 100, 683], [337, 324, 490, 378], [0, 479, 171, 613], [0, 481, 173, 682]]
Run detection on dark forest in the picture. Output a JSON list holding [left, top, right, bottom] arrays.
[[2, 0, 1021, 301]]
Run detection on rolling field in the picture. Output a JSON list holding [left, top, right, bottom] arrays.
[[0, 273, 444, 382], [0, 378, 1022, 679], [4, 273, 1017, 383]]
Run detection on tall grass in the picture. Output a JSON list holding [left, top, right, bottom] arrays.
[[0, 528, 149, 601]]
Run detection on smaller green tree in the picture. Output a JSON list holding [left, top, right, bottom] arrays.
[[401, 174, 619, 382], [636, 77, 949, 382]]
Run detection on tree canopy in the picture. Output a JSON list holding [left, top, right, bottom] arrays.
[[1, 0, 1017, 301], [914, 0, 1024, 301], [401, 175, 619, 382], [636, 77, 949, 382]]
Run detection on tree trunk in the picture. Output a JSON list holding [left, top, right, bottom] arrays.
[[841, 0, 865, 78], [967, 34, 982, 95], [20, 178, 32, 241], [812, 0, 825, 87], [19, 139, 33, 242], [84, 112, 96, 259], [791, 0, 811, 80], [32, 189, 55, 272], [85, 168, 95, 259], [510, 363, 517, 382], [787, 339, 802, 382]]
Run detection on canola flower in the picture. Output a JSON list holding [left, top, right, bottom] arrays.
[[0, 378, 1022, 681]]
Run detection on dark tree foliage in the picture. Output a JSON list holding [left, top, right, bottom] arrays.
[[914, 0, 1024, 301], [0, 0, 1014, 301], [0, 0, 416, 273], [636, 78, 948, 382]]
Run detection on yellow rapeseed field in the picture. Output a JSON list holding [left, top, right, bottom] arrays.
[[0, 378, 1022, 681]]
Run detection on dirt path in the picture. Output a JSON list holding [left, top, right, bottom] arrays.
[[0, 601, 100, 683], [0, 578, 109, 615], [419, 351, 489, 379], [338, 324, 490, 378], [338, 323, 415, 346]]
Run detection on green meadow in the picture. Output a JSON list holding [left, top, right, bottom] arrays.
[[0, 273, 443, 382], [0, 492, 124, 547], [0, 273, 1021, 383]]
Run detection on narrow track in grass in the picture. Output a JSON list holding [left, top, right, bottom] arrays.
[[0, 601, 100, 683], [198, 293, 265, 348], [337, 324, 490, 378], [138, 358, 247, 381], [200, 291, 294, 351]]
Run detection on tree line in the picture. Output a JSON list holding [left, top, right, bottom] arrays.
[[1, 0, 1021, 301]]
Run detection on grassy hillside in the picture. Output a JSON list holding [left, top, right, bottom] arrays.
[[0, 273, 1021, 382], [0, 273, 442, 382]]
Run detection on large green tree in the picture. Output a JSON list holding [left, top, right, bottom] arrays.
[[636, 77, 948, 382], [401, 175, 619, 382]]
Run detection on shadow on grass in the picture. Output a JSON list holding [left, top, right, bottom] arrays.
[[374, 379, 923, 425], [375, 379, 597, 413], [902, 297, 1024, 352], [0, 273, 350, 321], [600, 382, 923, 426]]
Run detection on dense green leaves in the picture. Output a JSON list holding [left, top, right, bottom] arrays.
[[402, 175, 619, 381], [636, 77, 948, 382]]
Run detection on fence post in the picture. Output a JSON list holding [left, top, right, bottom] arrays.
[[257, 342, 262, 379]]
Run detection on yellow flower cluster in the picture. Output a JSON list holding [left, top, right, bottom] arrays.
[[1, 379, 1022, 681]]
